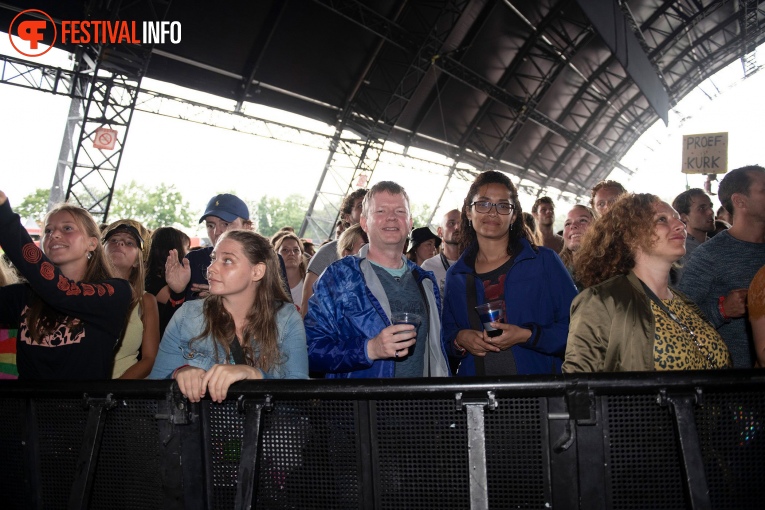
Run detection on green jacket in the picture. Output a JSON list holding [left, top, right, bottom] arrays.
[[562, 271, 705, 372]]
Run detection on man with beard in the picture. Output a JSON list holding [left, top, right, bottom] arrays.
[[421, 209, 461, 297], [532, 196, 564, 252]]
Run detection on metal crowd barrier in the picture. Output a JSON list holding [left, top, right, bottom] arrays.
[[0, 371, 763, 509]]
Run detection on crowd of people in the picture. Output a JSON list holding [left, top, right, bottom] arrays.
[[1, 164, 764, 396]]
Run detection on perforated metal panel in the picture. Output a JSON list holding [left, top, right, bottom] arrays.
[[256, 400, 359, 509], [374, 399, 469, 510], [0, 398, 28, 509], [603, 395, 685, 509], [484, 397, 549, 509], [696, 391, 765, 510], [90, 399, 162, 509], [207, 400, 246, 508], [36, 398, 87, 509]]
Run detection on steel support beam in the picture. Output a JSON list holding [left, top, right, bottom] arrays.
[[59, 0, 172, 223]]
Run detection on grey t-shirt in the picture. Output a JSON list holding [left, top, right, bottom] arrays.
[[307, 240, 339, 276], [371, 264, 428, 378], [678, 230, 765, 367]]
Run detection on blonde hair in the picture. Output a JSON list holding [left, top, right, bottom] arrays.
[[0, 256, 18, 287], [337, 224, 368, 257], [27, 204, 117, 343], [273, 232, 306, 279], [103, 219, 150, 313]]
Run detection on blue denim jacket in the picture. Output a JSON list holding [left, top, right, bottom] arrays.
[[149, 299, 308, 379]]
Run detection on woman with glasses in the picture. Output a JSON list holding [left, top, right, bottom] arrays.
[[103, 220, 160, 378], [273, 233, 306, 310], [442, 171, 578, 376], [563, 194, 731, 372]]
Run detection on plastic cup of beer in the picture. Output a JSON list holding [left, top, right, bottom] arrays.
[[475, 300, 505, 338]]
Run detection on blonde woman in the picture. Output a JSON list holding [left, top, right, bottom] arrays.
[[0, 191, 131, 379]]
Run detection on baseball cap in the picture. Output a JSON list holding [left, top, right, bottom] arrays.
[[199, 194, 250, 224]]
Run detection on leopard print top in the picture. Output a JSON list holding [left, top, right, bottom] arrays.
[[652, 298, 731, 370]]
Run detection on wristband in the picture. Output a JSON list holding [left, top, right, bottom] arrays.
[[172, 364, 190, 379], [453, 337, 467, 356], [718, 296, 730, 321]]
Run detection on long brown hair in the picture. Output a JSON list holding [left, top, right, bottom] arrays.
[[458, 170, 535, 258], [191, 230, 290, 372], [27, 204, 117, 343], [273, 232, 307, 280], [574, 193, 661, 288]]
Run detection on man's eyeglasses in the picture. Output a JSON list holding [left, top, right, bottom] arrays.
[[471, 201, 515, 215]]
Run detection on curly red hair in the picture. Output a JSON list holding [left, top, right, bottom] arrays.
[[574, 193, 661, 288]]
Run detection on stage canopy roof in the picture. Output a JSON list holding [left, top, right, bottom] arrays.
[[3, 0, 764, 196]]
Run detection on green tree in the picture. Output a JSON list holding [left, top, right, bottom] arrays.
[[109, 181, 197, 229], [410, 202, 434, 229], [14, 188, 51, 223], [254, 194, 308, 237]]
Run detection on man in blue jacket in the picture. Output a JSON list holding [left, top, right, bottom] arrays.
[[305, 181, 450, 378]]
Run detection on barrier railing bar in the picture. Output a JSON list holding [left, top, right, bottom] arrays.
[[358, 400, 378, 509], [24, 399, 43, 510], [661, 390, 712, 510], [67, 393, 117, 510], [234, 396, 272, 510], [457, 391, 497, 510]]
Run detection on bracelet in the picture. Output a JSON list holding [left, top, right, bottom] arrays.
[[453, 337, 467, 356], [172, 364, 190, 379], [718, 296, 730, 321]]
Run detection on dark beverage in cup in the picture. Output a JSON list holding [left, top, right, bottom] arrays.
[[390, 312, 421, 357], [475, 300, 505, 337]]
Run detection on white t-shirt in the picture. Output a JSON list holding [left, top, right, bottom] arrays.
[[290, 280, 304, 311], [421, 253, 458, 298]]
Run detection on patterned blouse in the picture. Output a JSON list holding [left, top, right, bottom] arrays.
[[651, 297, 731, 370]]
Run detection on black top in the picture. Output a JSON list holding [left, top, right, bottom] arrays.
[[0, 200, 132, 380]]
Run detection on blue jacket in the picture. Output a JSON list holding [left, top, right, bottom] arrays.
[[305, 244, 450, 378], [149, 299, 308, 379], [442, 239, 577, 375]]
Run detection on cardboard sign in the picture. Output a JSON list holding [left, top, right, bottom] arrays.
[[681, 132, 728, 174]]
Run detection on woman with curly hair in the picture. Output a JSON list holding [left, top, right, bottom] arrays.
[[563, 193, 731, 372], [0, 191, 131, 380], [442, 171, 577, 376], [149, 230, 308, 402]]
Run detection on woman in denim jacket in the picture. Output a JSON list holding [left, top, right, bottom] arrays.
[[149, 230, 308, 401]]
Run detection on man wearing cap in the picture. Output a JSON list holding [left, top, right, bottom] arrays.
[[305, 181, 450, 379], [421, 209, 461, 297], [166, 193, 252, 302]]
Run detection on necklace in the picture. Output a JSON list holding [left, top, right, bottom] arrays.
[[639, 280, 717, 369]]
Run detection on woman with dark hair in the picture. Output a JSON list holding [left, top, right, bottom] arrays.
[[103, 220, 160, 378], [442, 171, 577, 376], [563, 193, 731, 372], [0, 191, 131, 380], [149, 230, 308, 401], [145, 227, 190, 337], [406, 227, 440, 266]]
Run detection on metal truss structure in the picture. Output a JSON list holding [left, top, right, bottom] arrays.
[[1, 0, 764, 232]]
